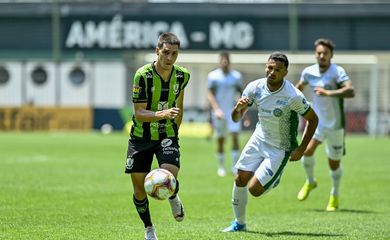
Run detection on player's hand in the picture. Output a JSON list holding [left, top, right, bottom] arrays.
[[235, 97, 250, 111], [214, 108, 225, 119], [314, 87, 328, 96], [165, 107, 180, 120]]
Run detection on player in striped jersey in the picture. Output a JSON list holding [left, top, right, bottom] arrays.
[[223, 52, 318, 232], [295, 38, 355, 211], [124, 32, 189, 240]]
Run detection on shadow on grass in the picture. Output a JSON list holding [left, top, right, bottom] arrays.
[[244, 230, 345, 237], [310, 208, 378, 214]]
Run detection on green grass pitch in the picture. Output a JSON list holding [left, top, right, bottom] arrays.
[[0, 131, 389, 239]]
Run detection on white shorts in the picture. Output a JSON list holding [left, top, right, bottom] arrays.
[[212, 116, 241, 138], [313, 127, 345, 160], [235, 132, 290, 192]]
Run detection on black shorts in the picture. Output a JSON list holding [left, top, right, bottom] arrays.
[[125, 138, 180, 173]]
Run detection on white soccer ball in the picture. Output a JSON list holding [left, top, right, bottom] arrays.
[[144, 168, 177, 200]]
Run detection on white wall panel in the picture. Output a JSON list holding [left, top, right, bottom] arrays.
[[0, 62, 23, 106], [25, 62, 56, 106], [59, 62, 91, 106], [93, 62, 126, 108]]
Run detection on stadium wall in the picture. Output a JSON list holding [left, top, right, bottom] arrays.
[[0, 2, 389, 134]]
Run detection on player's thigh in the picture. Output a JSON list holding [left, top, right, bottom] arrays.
[[236, 133, 264, 172], [155, 138, 181, 176], [253, 143, 290, 193], [325, 129, 345, 160], [125, 139, 155, 173], [212, 117, 227, 138]]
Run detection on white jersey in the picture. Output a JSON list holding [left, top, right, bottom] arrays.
[[208, 68, 243, 115], [243, 78, 311, 151], [300, 63, 350, 130]]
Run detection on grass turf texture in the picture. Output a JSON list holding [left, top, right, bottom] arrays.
[[0, 130, 389, 239]]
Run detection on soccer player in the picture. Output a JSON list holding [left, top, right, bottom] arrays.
[[124, 32, 189, 240], [207, 52, 244, 176], [223, 52, 318, 232], [295, 38, 355, 211]]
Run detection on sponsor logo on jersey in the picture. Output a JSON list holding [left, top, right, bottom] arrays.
[[176, 72, 183, 78], [133, 85, 141, 94], [161, 138, 173, 147]]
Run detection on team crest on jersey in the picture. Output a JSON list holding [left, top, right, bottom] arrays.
[[173, 83, 180, 94], [273, 108, 283, 117]]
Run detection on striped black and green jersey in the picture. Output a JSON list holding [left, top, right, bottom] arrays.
[[130, 63, 190, 140]]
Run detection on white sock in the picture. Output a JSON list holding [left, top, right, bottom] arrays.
[[231, 150, 239, 167], [302, 156, 315, 184], [232, 182, 247, 225], [217, 153, 225, 169], [330, 166, 342, 196]]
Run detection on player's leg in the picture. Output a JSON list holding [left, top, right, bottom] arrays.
[[222, 170, 252, 232], [325, 129, 344, 211], [297, 129, 324, 201], [125, 139, 156, 239], [231, 131, 240, 175], [222, 132, 262, 232], [156, 138, 185, 221], [249, 142, 290, 197], [228, 117, 241, 175], [214, 118, 227, 176]]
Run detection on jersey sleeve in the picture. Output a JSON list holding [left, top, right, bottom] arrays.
[[242, 81, 256, 107], [290, 90, 311, 116], [336, 65, 350, 84], [207, 72, 216, 90], [132, 71, 148, 103], [300, 68, 309, 84]]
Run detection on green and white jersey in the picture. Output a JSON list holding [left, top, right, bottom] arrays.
[[131, 63, 190, 140], [243, 78, 311, 151], [300, 63, 350, 130]]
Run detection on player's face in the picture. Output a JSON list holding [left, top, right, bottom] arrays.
[[315, 44, 333, 68], [156, 43, 179, 71], [219, 56, 230, 73], [265, 59, 288, 86]]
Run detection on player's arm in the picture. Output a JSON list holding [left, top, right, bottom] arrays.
[[232, 97, 250, 123], [174, 91, 185, 129], [314, 80, 355, 98], [134, 102, 180, 122], [295, 80, 307, 92], [207, 89, 224, 119], [290, 108, 318, 161]]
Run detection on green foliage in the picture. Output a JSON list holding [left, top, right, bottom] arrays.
[[0, 132, 389, 239]]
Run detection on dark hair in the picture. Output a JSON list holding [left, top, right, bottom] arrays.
[[268, 51, 289, 69], [314, 38, 335, 53], [157, 32, 180, 48], [219, 51, 230, 61]]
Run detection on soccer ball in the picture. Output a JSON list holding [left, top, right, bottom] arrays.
[[144, 168, 176, 200]]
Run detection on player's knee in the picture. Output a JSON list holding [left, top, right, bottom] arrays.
[[248, 185, 264, 197], [328, 159, 340, 170]]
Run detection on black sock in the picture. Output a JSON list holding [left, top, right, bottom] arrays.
[[169, 180, 179, 200], [133, 195, 152, 227]]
